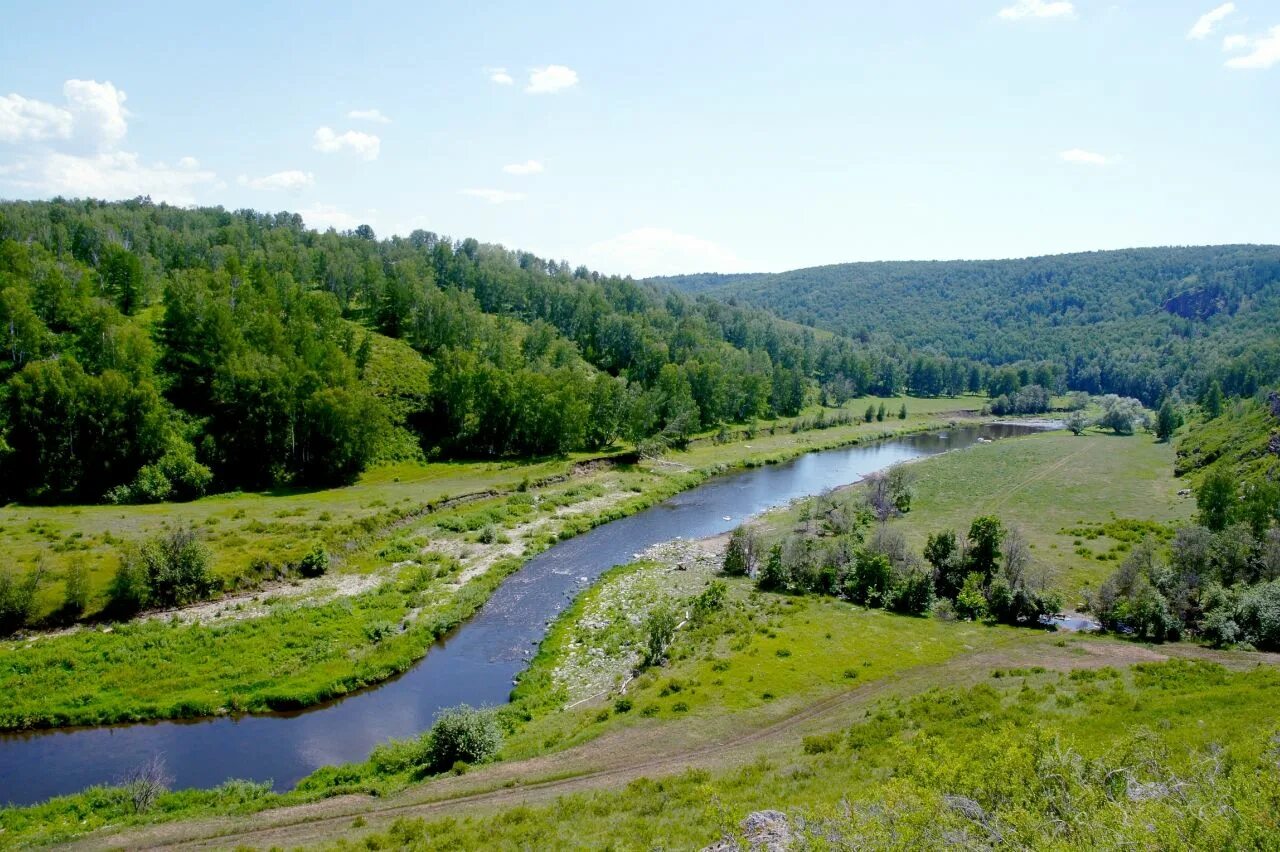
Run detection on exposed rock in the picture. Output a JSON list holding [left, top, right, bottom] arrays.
[[1161, 285, 1226, 321], [1269, 432, 1280, 458], [702, 810, 792, 851], [1269, 390, 1280, 420]]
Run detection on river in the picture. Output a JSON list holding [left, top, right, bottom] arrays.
[[0, 422, 1047, 806]]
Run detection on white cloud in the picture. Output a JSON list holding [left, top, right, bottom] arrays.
[[1223, 25, 1280, 69], [460, 188, 526, 204], [1059, 148, 1113, 165], [0, 79, 129, 149], [526, 65, 579, 94], [298, 203, 365, 231], [347, 108, 391, 124], [579, 227, 745, 278], [312, 126, 380, 160], [997, 0, 1075, 21], [0, 93, 73, 143], [62, 79, 128, 148], [0, 79, 226, 205], [237, 169, 315, 191], [1, 150, 217, 205], [502, 159, 545, 175], [1187, 3, 1235, 40], [486, 67, 514, 85]]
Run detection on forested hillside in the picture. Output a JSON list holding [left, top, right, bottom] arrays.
[[657, 246, 1280, 404], [0, 198, 925, 505]]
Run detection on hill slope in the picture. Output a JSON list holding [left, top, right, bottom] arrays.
[[657, 246, 1280, 403], [0, 198, 887, 504]]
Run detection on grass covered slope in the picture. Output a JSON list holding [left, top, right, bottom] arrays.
[[1176, 392, 1280, 487], [869, 430, 1190, 601], [331, 660, 1280, 851]]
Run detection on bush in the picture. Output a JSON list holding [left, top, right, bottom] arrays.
[[297, 542, 329, 578], [642, 606, 680, 667], [0, 563, 44, 634], [756, 544, 790, 592], [61, 561, 90, 619], [425, 705, 502, 772], [107, 527, 215, 614]]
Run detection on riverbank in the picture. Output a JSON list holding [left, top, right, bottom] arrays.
[[18, 531, 1277, 849], [0, 401, 987, 736]]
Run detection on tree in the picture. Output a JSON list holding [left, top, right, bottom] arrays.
[[61, 561, 90, 619], [1196, 469, 1237, 533], [876, 402, 886, 421], [723, 526, 759, 577], [924, 529, 964, 597], [845, 550, 894, 606], [1097, 395, 1144, 435], [757, 544, 790, 592], [864, 404, 875, 423], [0, 563, 44, 634], [425, 705, 502, 772], [99, 244, 144, 314], [1154, 399, 1179, 442], [955, 573, 988, 621], [888, 565, 935, 615], [966, 516, 1004, 581], [641, 605, 679, 667], [1202, 379, 1224, 419], [1065, 410, 1092, 436], [898, 403, 907, 420]]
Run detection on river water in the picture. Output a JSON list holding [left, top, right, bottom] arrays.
[[0, 422, 1046, 806]]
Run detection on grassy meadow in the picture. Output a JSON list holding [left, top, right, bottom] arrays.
[[857, 429, 1190, 603]]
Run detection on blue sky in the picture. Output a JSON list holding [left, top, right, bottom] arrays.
[[1, 1, 1277, 276]]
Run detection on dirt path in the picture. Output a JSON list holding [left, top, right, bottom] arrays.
[[69, 633, 1250, 851]]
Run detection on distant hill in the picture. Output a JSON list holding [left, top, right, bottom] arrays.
[[655, 246, 1280, 403]]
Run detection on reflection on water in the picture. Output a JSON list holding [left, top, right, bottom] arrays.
[[0, 423, 1046, 806]]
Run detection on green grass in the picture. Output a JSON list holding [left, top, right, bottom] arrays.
[[501, 569, 1019, 762], [874, 430, 1191, 602], [328, 660, 1280, 851], [1, 401, 982, 731], [1, 396, 979, 624], [1175, 395, 1280, 487], [0, 555, 524, 729]]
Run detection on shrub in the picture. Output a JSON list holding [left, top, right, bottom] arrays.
[[120, 755, 171, 814], [642, 606, 680, 667], [107, 527, 215, 614], [425, 705, 503, 772], [297, 542, 329, 577], [756, 544, 790, 592], [0, 563, 44, 634], [690, 580, 726, 621], [61, 560, 90, 618]]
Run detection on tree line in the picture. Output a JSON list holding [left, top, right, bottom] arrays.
[[659, 245, 1280, 407], [0, 197, 982, 504]]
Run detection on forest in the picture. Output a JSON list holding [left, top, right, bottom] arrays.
[[657, 246, 1280, 405], [0, 198, 950, 504]]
